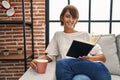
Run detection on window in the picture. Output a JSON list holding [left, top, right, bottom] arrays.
[[45, 0, 120, 46]]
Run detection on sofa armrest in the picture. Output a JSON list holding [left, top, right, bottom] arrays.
[[19, 60, 56, 80]]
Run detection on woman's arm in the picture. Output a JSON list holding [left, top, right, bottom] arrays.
[[79, 54, 106, 62]]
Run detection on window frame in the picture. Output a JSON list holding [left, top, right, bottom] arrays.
[[45, 0, 120, 47]]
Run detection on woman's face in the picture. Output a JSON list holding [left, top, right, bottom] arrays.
[[61, 10, 78, 29]]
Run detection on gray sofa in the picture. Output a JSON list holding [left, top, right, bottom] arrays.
[[97, 34, 120, 80], [19, 34, 120, 80]]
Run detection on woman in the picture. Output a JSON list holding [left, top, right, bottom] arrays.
[[30, 5, 111, 80]]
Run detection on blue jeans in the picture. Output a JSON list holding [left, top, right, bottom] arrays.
[[72, 74, 91, 80], [56, 58, 111, 80]]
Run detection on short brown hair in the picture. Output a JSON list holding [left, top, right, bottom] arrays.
[[60, 5, 79, 25]]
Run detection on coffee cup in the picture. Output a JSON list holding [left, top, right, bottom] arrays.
[[36, 59, 48, 74]]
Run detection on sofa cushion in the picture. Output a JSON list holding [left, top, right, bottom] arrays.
[[111, 75, 120, 80], [97, 34, 120, 75], [116, 34, 120, 62]]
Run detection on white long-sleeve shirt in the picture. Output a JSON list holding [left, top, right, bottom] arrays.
[[45, 31, 103, 60]]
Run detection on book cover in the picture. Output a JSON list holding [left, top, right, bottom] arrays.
[[66, 40, 94, 58]]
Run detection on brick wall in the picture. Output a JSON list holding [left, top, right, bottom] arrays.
[[0, 0, 45, 80]]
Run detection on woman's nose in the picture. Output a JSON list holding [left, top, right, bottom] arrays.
[[69, 17, 74, 21]]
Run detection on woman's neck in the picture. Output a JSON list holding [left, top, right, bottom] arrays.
[[64, 29, 77, 33]]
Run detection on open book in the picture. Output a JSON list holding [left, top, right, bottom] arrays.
[[66, 35, 101, 58]]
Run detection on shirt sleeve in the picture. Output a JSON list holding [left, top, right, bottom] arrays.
[[45, 32, 59, 60], [89, 44, 103, 55]]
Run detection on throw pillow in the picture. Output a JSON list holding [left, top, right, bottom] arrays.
[[116, 35, 120, 62], [97, 34, 120, 75]]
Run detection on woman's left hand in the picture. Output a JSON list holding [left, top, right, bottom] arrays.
[[79, 54, 106, 62], [79, 55, 94, 61]]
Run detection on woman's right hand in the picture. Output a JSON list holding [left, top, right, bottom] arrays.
[[30, 55, 52, 71], [30, 59, 38, 70]]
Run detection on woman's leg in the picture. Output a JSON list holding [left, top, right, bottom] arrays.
[[72, 74, 91, 80], [56, 58, 111, 80]]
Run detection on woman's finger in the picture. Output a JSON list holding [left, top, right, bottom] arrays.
[[30, 61, 37, 70]]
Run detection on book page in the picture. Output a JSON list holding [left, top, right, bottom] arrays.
[[74, 39, 94, 45], [90, 35, 101, 44]]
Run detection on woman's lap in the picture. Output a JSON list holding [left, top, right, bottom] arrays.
[[56, 58, 111, 80]]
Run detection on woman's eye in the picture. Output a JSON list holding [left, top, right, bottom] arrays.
[[66, 15, 71, 18]]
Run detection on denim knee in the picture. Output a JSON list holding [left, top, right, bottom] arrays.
[[72, 74, 91, 80]]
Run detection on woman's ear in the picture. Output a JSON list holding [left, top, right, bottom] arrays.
[[60, 16, 64, 25], [60, 16, 63, 21]]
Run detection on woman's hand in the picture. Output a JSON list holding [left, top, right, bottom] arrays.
[[79, 54, 106, 62], [30, 55, 52, 71], [30, 59, 38, 71], [79, 55, 94, 61]]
